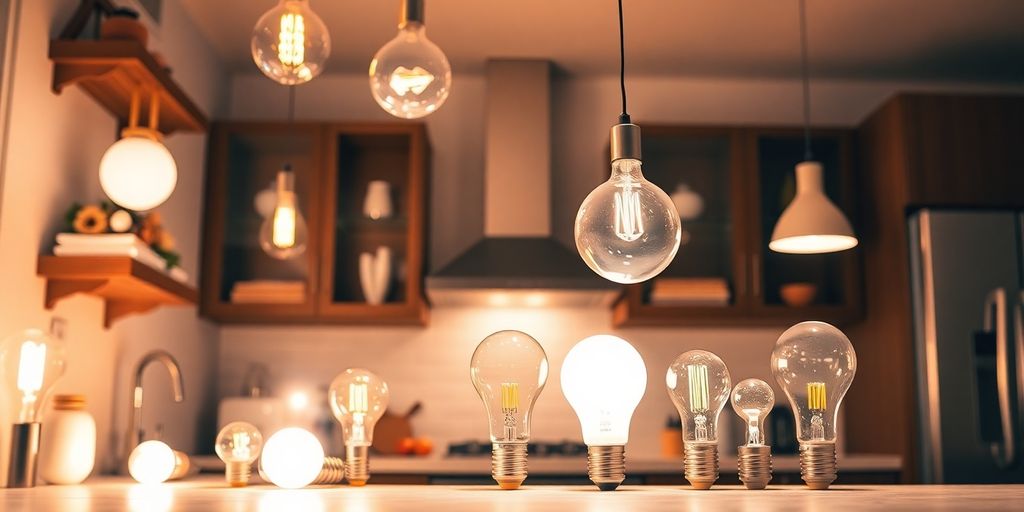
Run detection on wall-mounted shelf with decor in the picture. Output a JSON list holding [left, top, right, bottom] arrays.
[[38, 256, 197, 327]]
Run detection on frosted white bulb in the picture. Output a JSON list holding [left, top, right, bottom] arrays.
[[731, 379, 774, 446], [251, 0, 331, 85], [259, 169, 308, 260], [215, 421, 263, 487], [561, 335, 647, 446], [329, 368, 389, 485], [260, 427, 325, 489], [128, 440, 176, 484], [575, 158, 681, 284], [666, 350, 731, 444], [99, 136, 177, 211]]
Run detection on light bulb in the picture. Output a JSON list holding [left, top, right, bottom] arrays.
[[259, 168, 308, 260], [575, 123, 681, 284], [731, 378, 775, 490], [560, 334, 647, 491], [369, 0, 451, 119], [260, 427, 344, 488], [0, 328, 67, 488], [99, 135, 177, 211], [770, 321, 857, 490], [666, 350, 731, 490], [470, 330, 549, 490], [128, 440, 188, 484], [770, 161, 858, 254], [252, 0, 330, 85], [329, 368, 390, 485], [215, 421, 264, 487]]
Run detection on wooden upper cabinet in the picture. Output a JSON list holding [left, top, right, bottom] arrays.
[[613, 125, 862, 327], [200, 122, 429, 325]]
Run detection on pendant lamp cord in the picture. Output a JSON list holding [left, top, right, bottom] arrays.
[[799, 0, 813, 161], [287, 85, 296, 124], [617, 0, 630, 124]]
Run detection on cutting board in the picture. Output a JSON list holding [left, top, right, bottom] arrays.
[[372, 402, 422, 455]]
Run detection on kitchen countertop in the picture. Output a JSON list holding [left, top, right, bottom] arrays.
[[1, 478, 1020, 511]]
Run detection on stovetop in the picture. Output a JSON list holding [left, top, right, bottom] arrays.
[[447, 440, 588, 457]]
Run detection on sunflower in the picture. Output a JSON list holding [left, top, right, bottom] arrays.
[[72, 205, 108, 234]]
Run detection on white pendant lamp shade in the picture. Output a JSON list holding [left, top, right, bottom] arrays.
[[769, 161, 857, 254], [99, 135, 178, 211]]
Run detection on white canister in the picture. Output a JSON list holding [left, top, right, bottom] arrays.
[[38, 395, 96, 485]]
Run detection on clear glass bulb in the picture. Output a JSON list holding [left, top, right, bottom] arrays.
[[329, 368, 389, 485], [100, 135, 177, 211], [128, 440, 177, 484], [666, 350, 731, 444], [575, 158, 681, 284], [251, 0, 331, 85], [369, 20, 451, 119], [731, 379, 774, 446], [0, 328, 67, 424], [260, 427, 325, 489], [259, 168, 308, 260], [470, 330, 549, 489], [215, 421, 264, 487]]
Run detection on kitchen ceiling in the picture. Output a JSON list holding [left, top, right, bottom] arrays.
[[181, 0, 1024, 82]]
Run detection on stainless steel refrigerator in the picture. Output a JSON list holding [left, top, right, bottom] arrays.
[[909, 209, 1024, 483]]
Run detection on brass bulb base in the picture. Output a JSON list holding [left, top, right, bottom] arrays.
[[311, 456, 346, 485], [345, 445, 370, 485], [225, 461, 252, 487], [492, 442, 528, 489], [799, 442, 837, 490], [587, 445, 625, 491], [684, 442, 719, 490], [7, 423, 41, 488], [737, 445, 772, 490]]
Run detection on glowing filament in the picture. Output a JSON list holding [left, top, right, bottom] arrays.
[[501, 382, 519, 440], [807, 382, 827, 411], [17, 341, 45, 395], [687, 364, 709, 413], [349, 383, 369, 414], [231, 431, 252, 460], [743, 409, 762, 445], [389, 66, 435, 96], [272, 205, 296, 248], [278, 13, 306, 67], [613, 181, 644, 242]]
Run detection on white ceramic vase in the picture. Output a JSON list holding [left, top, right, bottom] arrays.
[[363, 181, 393, 220], [38, 395, 96, 485], [671, 183, 704, 220], [359, 246, 392, 305]]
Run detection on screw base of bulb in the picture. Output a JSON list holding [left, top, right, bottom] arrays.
[[492, 443, 528, 489], [799, 442, 837, 490], [345, 445, 370, 485], [311, 456, 346, 485], [587, 445, 625, 491], [225, 461, 252, 487], [737, 445, 772, 490], [684, 442, 719, 490], [7, 423, 41, 488]]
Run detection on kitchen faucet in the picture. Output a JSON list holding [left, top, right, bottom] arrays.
[[123, 350, 184, 471]]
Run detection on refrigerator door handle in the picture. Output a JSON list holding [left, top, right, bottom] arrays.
[[984, 287, 1015, 469], [1015, 292, 1024, 455]]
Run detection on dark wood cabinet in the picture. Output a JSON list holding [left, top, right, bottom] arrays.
[[613, 125, 862, 327], [201, 122, 429, 325]]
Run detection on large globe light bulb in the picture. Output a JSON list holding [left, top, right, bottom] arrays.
[[771, 321, 857, 490], [99, 135, 177, 211], [561, 334, 646, 491], [575, 123, 680, 284], [369, 0, 451, 119], [328, 368, 390, 486], [260, 427, 340, 488], [666, 350, 731, 490], [470, 330, 549, 489], [251, 0, 331, 85]]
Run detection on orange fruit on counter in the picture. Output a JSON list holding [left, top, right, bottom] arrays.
[[413, 438, 433, 456], [397, 437, 417, 455]]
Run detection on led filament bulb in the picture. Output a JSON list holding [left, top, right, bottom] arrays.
[[666, 350, 731, 490], [561, 335, 647, 491], [128, 440, 189, 484], [329, 369, 390, 485], [731, 379, 775, 489], [470, 330, 549, 489], [259, 167, 308, 260], [251, 0, 331, 85], [215, 422, 264, 487], [369, 0, 451, 119], [259, 427, 344, 488], [771, 321, 857, 490], [575, 124, 681, 284]]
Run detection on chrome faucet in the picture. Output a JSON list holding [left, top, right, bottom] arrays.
[[123, 350, 184, 470]]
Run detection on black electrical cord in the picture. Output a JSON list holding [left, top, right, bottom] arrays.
[[799, 0, 813, 161], [617, 0, 630, 124], [287, 84, 296, 124]]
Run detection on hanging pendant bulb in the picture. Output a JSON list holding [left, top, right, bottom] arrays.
[[100, 90, 177, 212], [252, 0, 331, 85], [369, 0, 451, 119], [259, 167, 308, 260], [770, 0, 857, 255]]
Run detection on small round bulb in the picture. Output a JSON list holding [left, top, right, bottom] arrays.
[[260, 427, 326, 489], [731, 378, 775, 490], [329, 369, 390, 485], [666, 350, 731, 490], [128, 440, 177, 484], [215, 422, 264, 487]]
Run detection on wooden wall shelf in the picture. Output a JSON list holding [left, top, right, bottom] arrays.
[[38, 256, 197, 327], [49, 40, 207, 135]]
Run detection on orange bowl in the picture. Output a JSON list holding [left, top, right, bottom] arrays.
[[780, 282, 817, 307]]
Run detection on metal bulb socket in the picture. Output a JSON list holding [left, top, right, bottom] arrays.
[[399, 0, 425, 27], [737, 445, 772, 490], [684, 442, 719, 490], [225, 461, 252, 487], [587, 445, 626, 491], [345, 445, 370, 486], [7, 423, 41, 488], [799, 442, 837, 490], [312, 456, 346, 485], [492, 443, 528, 489], [610, 123, 642, 162]]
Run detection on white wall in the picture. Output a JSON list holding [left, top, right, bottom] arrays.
[[0, 0, 227, 482]]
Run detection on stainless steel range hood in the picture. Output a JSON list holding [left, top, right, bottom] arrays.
[[426, 60, 618, 307]]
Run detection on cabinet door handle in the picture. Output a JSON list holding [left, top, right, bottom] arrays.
[[751, 253, 760, 297], [736, 254, 746, 298], [984, 288, 1016, 469]]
